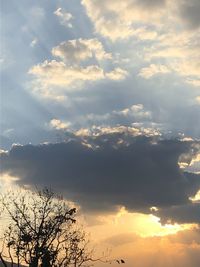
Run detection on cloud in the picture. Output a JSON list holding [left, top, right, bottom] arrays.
[[141, 31, 200, 84], [54, 8, 73, 28], [104, 232, 139, 246], [179, 0, 200, 30], [173, 60, 200, 78], [29, 60, 127, 99], [78, 104, 152, 127], [186, 79, 200, 88], [81, 0, 166, 41], [113, 228, 200, 267], [89, 216, 200, 267], [105, 68, 128, 80], [138, 64, 171, 79], [74, 125, 160, 138], [30, 38, 38, 48], [45, 105, 155, 138], [0, 173, 20, 189], [49, 119, 71, 130], [52, 38, 112, 63], [132, 27, 158, 40], [29, 60, 105, 87], [82, 0, 200, 41], [184, 153, 200, 174], [196, 96, 200, 104], [1, 133, 200, 223], [81, 0, 200, 87], [29, 36, 126, 99], [155, 201, 200, 224], [134, 0, 166, 9], [113, 104, 151, 119]]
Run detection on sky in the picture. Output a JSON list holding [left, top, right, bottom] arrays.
[[0, 0, 200, 266]]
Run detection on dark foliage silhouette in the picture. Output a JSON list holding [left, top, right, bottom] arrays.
[[0, 188, 94, 267]]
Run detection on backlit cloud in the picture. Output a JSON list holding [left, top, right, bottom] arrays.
[[52, 38, 112, 63], [81, 0, 166, 41], [29, 61, 127, 99], [77, 104, 152, 127], [1, 134, 199, 224], [29, 60, 105, 87], [138, 64, 171, 79], [81, 0, 200, 87], [29, 36, 126, 99], [49, 119, 71, 130], [1, 2, 200, 264]]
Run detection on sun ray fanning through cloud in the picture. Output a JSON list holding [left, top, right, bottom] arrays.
[[1, 0, 200, 266]]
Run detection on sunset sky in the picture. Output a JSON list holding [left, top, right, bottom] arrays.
[[1, 0, 200, 266]]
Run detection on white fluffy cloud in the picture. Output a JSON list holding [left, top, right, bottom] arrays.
[[29, 60, 127, 99], [29, 60, 104, 87], [105, 68, 128, 80], [82, 0, 166, 41], [28, 21, 133, 101], [114, 104, 151, 119], [186, 79, 200, 88], [81, 0, 200, 87], [54, 8, 73, 28], [185, 153, 200, 174], [52, 38, 112, 63], [74, 104, 153, 130], [75, 125, 160, 138], [143, 33, 200, 84], [173, 61, 200, 78], [49, 119, 71, 130], [29, 34, 128, 99], [138, 64, 171, 79], [82, 0, 200, 41]]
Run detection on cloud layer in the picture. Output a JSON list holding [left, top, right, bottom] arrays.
[[1, 133, 200, 223]]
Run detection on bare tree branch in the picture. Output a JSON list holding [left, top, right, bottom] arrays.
[[0, 188, 97, 267]]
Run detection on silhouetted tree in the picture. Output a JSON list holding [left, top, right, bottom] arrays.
[[0, 188, 94, 267]]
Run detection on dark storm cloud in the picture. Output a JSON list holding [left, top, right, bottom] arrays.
[[179, 0, 200, 29], [1, 134, 200, 222], [155, 201, 200, 224]]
